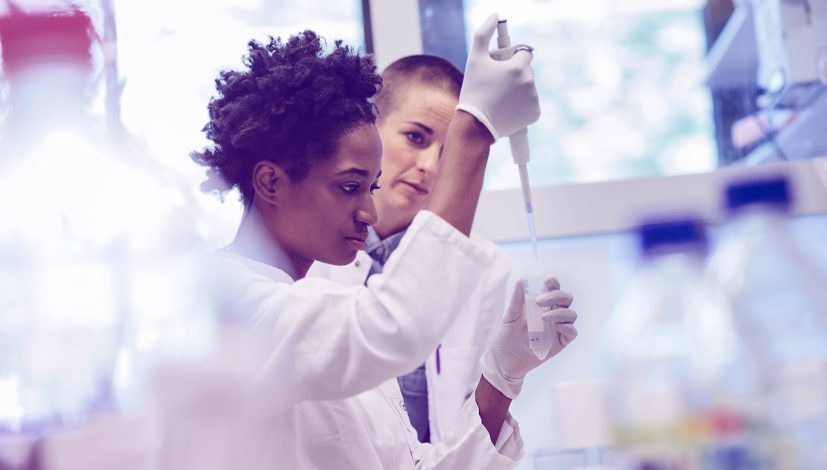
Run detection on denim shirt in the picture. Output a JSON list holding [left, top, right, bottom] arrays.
[[365, 227, 431, 443]]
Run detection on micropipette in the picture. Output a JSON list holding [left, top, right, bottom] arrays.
[[492, 19, 550, 359], [492, 19, 539, 260]]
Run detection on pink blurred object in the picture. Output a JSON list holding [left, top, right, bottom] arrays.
[[0, 435, 35, 469], [0, 413, 158, 470], [0, 9, 94, 73], [37, 413, 159, 470], [731, 110, 797, 149]]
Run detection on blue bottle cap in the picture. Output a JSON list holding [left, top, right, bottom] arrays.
[[725, 176, 791, 212], [638, 218, 707, 255]]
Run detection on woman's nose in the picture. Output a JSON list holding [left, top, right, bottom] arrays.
[[356, 195, 378, 226], [416, 146, 440, 177]]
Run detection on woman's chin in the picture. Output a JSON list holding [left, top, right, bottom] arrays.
[[317, 248, 359, 267]]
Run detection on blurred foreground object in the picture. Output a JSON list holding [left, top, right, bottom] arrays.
[[707, 175, 827, 468], [603, 218, 767, 469], [0, 6, 213, 468]]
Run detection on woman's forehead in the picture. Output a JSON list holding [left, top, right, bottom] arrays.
[[323, 124, 383, 178], [382, 86, 457, 129]]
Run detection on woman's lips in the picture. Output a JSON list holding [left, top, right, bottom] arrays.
[[345, 236, 367, 250], [401, 181, 429, 195]]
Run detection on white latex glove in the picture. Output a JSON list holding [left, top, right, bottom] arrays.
[[456, 13, 541, 140], [480, 276, 578, 399]]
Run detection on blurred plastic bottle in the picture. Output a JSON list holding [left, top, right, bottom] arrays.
[[707, 176, 827, 469], [0, 9, 122, 436], [0, 6, 212, 447], [603, 218, 767, 470]]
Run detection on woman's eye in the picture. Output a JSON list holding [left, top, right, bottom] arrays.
[[340, 183, 359, 193], [405, 132, 425, 146], [369, 183, 381, 195]]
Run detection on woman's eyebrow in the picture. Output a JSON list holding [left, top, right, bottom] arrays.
[[334, 168, 369, 177], [405, 121, 434, 135]]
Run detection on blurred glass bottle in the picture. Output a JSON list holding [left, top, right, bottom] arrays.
[[604, 218, 767, 470], [707, 176, 827, 469], [0, 7, 212, 441]]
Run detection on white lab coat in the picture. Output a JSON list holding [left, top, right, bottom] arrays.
[[204, 212, 524, 469], [307, 235, 511, 443]]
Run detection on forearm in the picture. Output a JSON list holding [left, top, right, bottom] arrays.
[[425, 110, 493, 236], [475, 375, 513, 444]]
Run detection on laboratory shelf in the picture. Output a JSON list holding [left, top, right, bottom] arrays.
[[745, 90, 827, 163], [705, 6, 758, 89], [704, 2, 827, 164]]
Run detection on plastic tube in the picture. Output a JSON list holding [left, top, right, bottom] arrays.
[[524, 269, 552, 360]]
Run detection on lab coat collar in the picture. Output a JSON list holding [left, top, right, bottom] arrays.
[[219, 250, 295, 284]]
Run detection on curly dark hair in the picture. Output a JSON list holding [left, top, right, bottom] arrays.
[[191, 31, 382, 205]]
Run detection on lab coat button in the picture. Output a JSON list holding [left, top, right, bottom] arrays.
[[354, 260, 361, 267]]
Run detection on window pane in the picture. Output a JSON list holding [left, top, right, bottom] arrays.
[[110, 0, 364, 243], [463, 1, 716, 190], [115, 0, 365, 180]]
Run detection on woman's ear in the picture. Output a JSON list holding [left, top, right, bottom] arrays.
[[252, 161, 289, 206]]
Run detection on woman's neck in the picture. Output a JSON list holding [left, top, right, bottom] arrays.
[[228, 208, 310, 280], [372, 207, 412, 241]]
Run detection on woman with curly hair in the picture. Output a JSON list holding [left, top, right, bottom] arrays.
[[184, 14, 559, 469]]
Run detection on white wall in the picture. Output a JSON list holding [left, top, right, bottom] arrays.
[[367, 0, 423, 69]]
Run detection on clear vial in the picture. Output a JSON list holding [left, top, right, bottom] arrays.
[[524, 269, 552, 360]]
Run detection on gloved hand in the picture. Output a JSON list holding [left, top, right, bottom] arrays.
[[456, 13, 541, 140], [480, 276, 577, 399]]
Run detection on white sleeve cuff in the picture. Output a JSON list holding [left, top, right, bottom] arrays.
[[493, 412, 524, 460], [412, 396, 524, 469]]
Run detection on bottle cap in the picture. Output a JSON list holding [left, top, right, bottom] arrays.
[[725, 175, 791, 213], [638, 218, 706, 255]]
